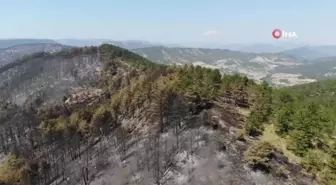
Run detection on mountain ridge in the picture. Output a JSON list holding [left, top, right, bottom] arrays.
[[1, 41, 336, 88], [0, 39, 57, 49], [0, 43, 72, 67]]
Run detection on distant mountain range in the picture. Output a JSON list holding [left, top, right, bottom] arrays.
[[280, 46, 336, 60], [56, 39, 163, 49], [183, 42, 306, 53], [229, 43, 286, 53], [0, 39, 57, 49], [55, 39, 110, 47], [132, 47, 308, 86], [1, 39, 336, 87], [218, 43, 293, 53], [2, 38, 336, 58]]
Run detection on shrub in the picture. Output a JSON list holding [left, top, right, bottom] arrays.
[[301, 150, 325, 174], [244, 141, 275, 171], [244, 110, 264, 136], [91, 105, 113, 136], [320, 168, 336, 185], [0, 154, 24, 184], [276, 165, 290, 178]]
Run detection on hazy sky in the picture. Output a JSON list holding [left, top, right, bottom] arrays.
[[1, 0, 335, 45]]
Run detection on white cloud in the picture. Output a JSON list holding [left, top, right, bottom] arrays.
[[203, 29, 219, 36]]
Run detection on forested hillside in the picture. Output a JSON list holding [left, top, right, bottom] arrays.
[[259, 80, 336, 184], [0, 44, 334, 185]]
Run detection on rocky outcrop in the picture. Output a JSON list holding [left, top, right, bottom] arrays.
[[64, 88, 104, 106]]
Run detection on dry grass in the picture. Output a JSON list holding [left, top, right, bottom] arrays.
[[237, 107, 250, 117], [259, 124, 301, 164]]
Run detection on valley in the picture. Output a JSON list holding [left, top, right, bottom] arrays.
[[132, 47, 333, 87]]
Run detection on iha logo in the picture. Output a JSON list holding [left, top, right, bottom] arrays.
[[272, 29, 297, 39]]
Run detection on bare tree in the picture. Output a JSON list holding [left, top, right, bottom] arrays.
[[116, 127, 128, 162], [153, 132, 161, 185], [169, 94, 188, 150], [81, 166, 89, 185], [188, 130, 196, 184], [145, 135, 152, 172]]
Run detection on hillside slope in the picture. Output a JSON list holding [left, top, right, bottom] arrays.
[[0, 44, 321, 185], [0, 43, 71, 67], [275, 57, 336, 81], [0, 47, 100, 105], [262, 80, 336, 185]]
